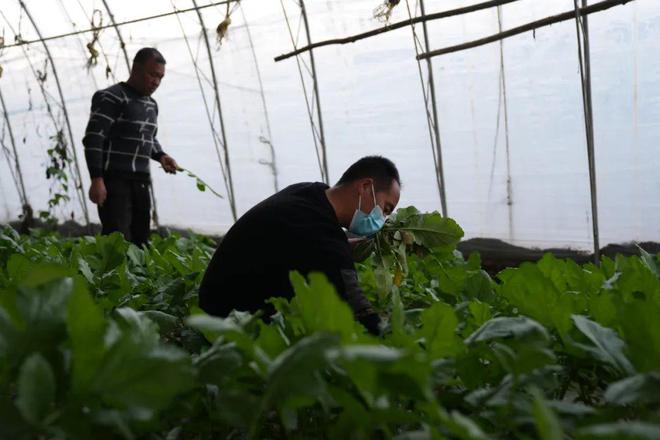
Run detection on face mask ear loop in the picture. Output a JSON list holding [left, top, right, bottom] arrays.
[[357, 193, 362, 211], [371, 183, 378, 209]]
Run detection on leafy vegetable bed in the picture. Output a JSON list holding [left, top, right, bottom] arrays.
[[1, 208, 659, 439]]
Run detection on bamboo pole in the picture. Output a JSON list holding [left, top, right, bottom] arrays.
[[575, 0, 601, 264], [418, 0, 447, 217], [299, 0, 329, 184], [418, 0, 633, 59], [3, 0, 239, 50], [275, 0, 520, 62]]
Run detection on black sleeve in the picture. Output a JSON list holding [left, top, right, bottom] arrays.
[[337, 268, 380, 335], [315, 239, 380, 335]]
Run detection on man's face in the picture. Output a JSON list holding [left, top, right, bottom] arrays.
[[361, 179, 401, 216], [137, 57, 165, 96]]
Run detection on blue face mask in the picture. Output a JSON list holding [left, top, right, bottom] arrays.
[[349, 185, 386, 237]]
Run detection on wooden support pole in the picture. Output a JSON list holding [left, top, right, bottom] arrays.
[[418, 0, 447, 217], [275, 0, 519, 62], [299, 0, 329, 184], [417, 0, 633, 59]]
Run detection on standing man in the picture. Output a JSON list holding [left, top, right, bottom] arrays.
[[82, 47, 178, 246], [199, 156, 401, 334]]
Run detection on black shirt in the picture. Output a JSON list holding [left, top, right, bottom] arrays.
[[198, 182, 379, 333]]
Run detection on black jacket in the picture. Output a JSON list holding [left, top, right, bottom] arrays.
[[198, 182, 379, 334]]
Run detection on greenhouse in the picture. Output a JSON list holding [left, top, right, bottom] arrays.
[[0, 0, 659, 438]]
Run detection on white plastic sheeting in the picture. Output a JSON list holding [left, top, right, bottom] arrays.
[[0, 0, 658, 249]]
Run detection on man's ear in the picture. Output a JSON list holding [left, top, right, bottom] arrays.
[[357, 178, 373, 192]]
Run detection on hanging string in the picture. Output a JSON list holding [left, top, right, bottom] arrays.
[[170, 0, 230, 197], [404, 0, 447, 212], [238, 3, 279, 192], [279, 0, 327, 183]]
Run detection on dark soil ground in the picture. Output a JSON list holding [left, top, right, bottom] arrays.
[[6, 219, 659, 277]]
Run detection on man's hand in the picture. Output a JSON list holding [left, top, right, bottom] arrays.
[[88, 177, 107, 206], [160, 154, 178, 174], [348, 236, 367, 249]]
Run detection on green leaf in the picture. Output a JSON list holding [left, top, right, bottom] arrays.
[[256, 321, 288, 360], [328, 344, 433, 404], [289, 271, 365, 341], [384, 208, 464, 250], [531, 387, 564, 440], [67, 280, 106, 392], [465, 316, 549, 345], [16, 353, 56, 424], [141, 310, 179, 335], [577, 421, 660, 439], [18, 263, 72, 288], [571, 315, 636, 376], [619, 301, 660, 372], [264, 333, 338, 425], [468, 300, 492, 327], [196, 179, 206, 192], [604, 373, 660, 406], [417, 302, 463, 358], [6, 254, 31, 281], [636, 245, 659, 278], [498, 263, 581, 336], [81, 308, 195, 418], [186, 312, 255, 352]]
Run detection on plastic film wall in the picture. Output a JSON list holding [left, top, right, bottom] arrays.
[[0, 0, 658, 249]]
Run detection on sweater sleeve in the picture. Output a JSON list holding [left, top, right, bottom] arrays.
[[150, 100, 166, 161], [150, 127, 166, 162], [82, 90, 122, 178]]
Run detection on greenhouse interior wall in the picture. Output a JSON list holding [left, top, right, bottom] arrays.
[[0, 0, 658, 251]]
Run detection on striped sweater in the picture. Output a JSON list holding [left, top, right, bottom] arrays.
[[82, 82, 166, 181]]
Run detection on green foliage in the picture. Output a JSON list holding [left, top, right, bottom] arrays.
[[0, 214, 659, 438]]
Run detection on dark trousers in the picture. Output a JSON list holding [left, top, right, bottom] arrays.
[[98, 177, 151, 247]]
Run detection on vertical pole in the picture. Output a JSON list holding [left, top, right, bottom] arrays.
[[580, 0, 601, 264], [0, 88, 29, 207], [19, 0, 91, 226], [300, 0, 329, 184], [497, 6, 514, 240], [192, 0, 237, 221], [419, 0, 448, 217]]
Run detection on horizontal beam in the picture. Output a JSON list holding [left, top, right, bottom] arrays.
[[417, 0, 633, 59], [274, 0, 519, 62], [2, 0, 238, 49]]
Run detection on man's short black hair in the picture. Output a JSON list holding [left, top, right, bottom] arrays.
[[336, 156, 400, 191], [133, 47, 166, 66]]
